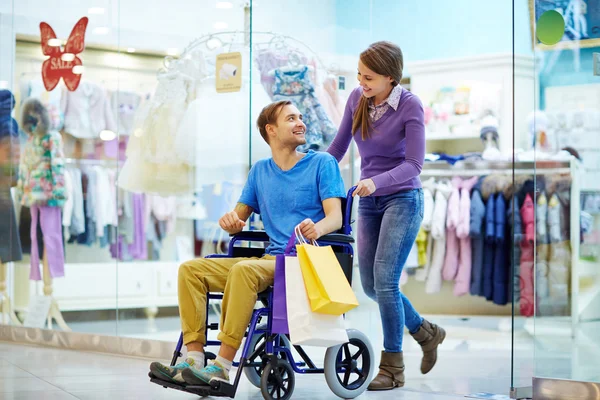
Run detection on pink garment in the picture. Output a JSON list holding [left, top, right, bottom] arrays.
[[453, 177, 478, 296], [520, 194, 535, 317], [150, 195, 177, 234], [442, 178, 461, 281], [29, 206, 64, 281]]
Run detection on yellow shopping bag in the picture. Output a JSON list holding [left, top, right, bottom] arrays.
[[296, 242, 359, 316]]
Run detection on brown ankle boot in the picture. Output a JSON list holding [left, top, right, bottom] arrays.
[[410, 319, 446, 374], [367, 351, 405, 391]]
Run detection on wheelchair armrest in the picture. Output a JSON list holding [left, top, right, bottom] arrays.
[[318, 233, 355, 244], [230, 230, 354, 244], [230, 230, 270, 242]]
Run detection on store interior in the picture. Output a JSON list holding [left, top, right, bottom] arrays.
[[1, 0, 599, 398]]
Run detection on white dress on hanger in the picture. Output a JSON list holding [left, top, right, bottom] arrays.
[[118, 59, 205, 195]]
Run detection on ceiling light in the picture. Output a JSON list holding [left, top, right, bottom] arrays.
[[167, 48, 179, 56], [216, 1, 233, 8], [48, 38, 62, 47], [126, 47, 136, 53], [72, 65, 85, 75], [88, 7, 105, 14], [93, 27, 109, 35], [100, 130, 116, 141], [213, 21, 228, 30], [61, 53, 75, 62]]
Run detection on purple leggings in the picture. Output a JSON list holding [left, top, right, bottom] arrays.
[[29, 206, 64, 281]]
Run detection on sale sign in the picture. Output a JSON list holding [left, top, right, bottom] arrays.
[[40, 17, 88, 92]]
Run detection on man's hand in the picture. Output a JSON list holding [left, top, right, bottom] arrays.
[[219, 211, 246, 234], [299, 218, 323, 241], [352, 178, 376, 197]]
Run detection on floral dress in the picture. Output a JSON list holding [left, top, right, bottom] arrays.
[[272, 66, 337, 151]]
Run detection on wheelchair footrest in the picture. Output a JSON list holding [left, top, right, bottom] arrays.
[[149, 373, 235, 398]]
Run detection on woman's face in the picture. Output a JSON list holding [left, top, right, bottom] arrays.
[[357, 60, 394, 99]]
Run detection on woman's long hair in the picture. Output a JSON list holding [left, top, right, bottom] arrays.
[[352, 41, 404, 140]]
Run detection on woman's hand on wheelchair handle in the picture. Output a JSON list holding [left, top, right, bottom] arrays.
[[299, 218, 322, 241], [219, 211, 246, 234], [352, 179, 376, 197]]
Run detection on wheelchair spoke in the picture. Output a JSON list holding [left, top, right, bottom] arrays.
[[269, 385, 277, 396], [351, 347, 365, 360], [343, 368, 352, 386], [343, 344, 351, 361]]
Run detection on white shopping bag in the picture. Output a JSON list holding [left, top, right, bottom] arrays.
[[284, 255, 349, 347]]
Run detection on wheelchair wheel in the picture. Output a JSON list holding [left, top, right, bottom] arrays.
[[243, 326, 292, 388], [260, 359, 295, 400], [323, 329, 375, 399]]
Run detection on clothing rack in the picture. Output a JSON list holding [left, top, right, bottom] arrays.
[[421, 158, 583, 337], [162, 31, 330, 78]]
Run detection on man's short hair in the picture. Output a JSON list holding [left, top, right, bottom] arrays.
[[256, 100, 292, 144]]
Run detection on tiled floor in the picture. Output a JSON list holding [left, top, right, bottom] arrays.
[[0, 341, 471, 400]]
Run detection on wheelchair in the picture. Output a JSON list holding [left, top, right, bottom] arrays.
[[149, 187, 375, 399]]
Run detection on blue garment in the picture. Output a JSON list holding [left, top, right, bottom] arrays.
[[238, 150, 345, 255], [493, 194, 508, 306], [469, 189, 485, 296], [357, 189, 424, 353], [507, 196, 522, 302], [483, 195, 496, 300], [272, 66, 337, 151]]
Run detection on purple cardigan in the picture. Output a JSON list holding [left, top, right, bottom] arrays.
[[327, 87, 425, 196]]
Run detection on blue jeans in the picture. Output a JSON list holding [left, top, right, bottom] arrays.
[[357, 189, 424, 353]]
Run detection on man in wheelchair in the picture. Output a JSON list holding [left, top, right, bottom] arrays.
[[150, 100, 347, 386]]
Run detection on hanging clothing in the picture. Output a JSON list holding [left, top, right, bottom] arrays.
[[29, 205, 64, 281], [272, 65, 337, 151], [110, 193, 147, 260], [442, 178, 461, 281], [519, 193, 535, 317], [254, 48, 309, 98], [454, 176, 478, 296], [507, 196, 522, 302], [547, 193, 571, 311], [118, 71, 194, 195], [426, 181, 452, 294], [17, 131, 67, 208], [61, 81, 117, 139], [469, 185, 486, 296], [110, 90, 142, 136], [492, 194, 508, 306], [483, 194, 496, 301], [416, 179, 436, 282]]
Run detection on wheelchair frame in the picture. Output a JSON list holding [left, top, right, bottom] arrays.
[[149, 187, 370, 399]]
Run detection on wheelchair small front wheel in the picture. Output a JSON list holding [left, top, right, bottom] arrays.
[[260, 359, 295, 400], [243, 326, 292, 388], [323, 329, 375, 399]]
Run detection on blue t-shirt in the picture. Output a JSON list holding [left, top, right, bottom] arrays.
[[238, 150, 346, 255]]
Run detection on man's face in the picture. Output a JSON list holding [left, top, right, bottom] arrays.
[[271, 104, 306, 147]]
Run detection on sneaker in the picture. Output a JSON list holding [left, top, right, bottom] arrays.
[[149, 357, 197, 384], [182, 361, 229, 386]]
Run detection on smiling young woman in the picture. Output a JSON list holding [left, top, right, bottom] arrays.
[[327, 41, 446, 392]]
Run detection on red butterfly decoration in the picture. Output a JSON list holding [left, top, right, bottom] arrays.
[[40, 17, 88, 92]]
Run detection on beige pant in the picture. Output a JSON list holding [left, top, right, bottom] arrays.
[[178, 255, 276, 350]]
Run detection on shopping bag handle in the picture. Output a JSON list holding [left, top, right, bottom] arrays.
[[284, 224, 319, 254]]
